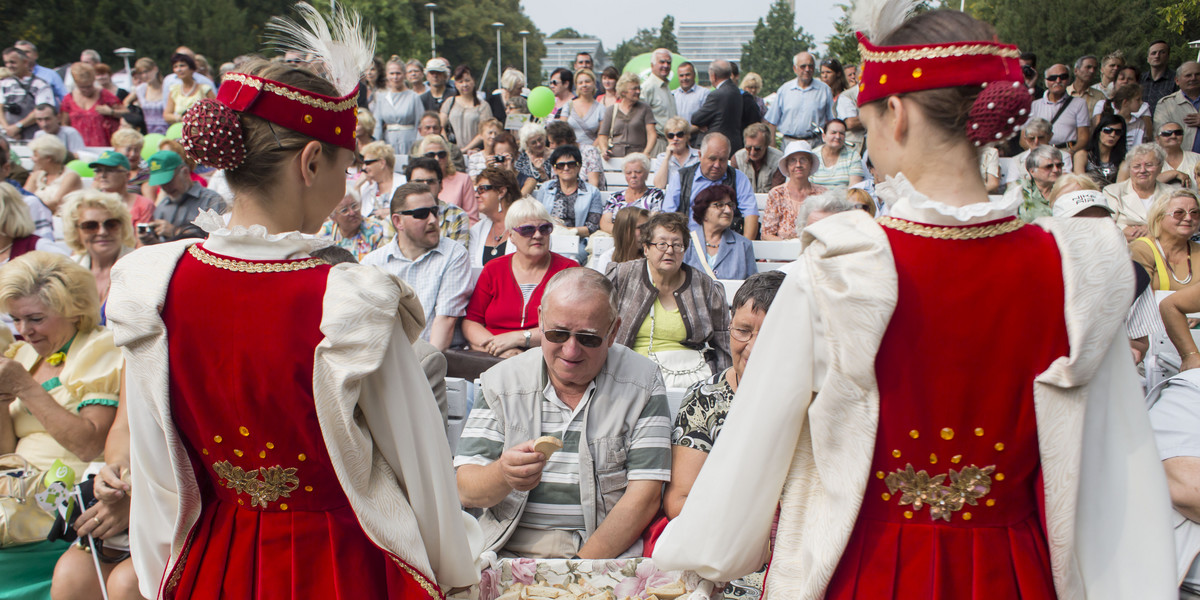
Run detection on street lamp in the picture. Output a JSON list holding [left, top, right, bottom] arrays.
[[425, 3, 438, 59], [519, 31, 530, 84], [114, 48, 136, 90], [492, 22, 504, 92]]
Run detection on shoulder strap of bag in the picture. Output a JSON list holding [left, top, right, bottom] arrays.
[[690, 230, 718, 280], [1137, 236, 1171, 291], [1050, 95, 1072, 126]]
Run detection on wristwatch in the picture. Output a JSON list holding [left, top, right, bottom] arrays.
[[523, 330, 532, 348]]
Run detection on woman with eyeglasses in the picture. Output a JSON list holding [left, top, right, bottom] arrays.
[[318, 187, 387, 261], [373, 56, 425, 154], [417, 134, 478, 222], [810, 118, 864, 188], [534, 145, 604, 262], [1104, 142, 1176, 240], [652, 116, 700, 190], [608, 211, 731, 388], [356, 140, 400, 219], [1074, 113, 1126, 185], [61, 190, 136, 311], [762, 141, 826, 241], [1150, 121, 1199, 189], [1130, 190, 1200, 291], [469, 167, 519, 267], [464, 198, 578, 358], [600, 153, 663, 234], [558, 69, 604, 146], [684, 184, 756, 280], [547, 67, 575, 117], [595, 73, 657, 160]]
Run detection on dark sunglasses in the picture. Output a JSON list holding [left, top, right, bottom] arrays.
[[549, 80, 561, 85], [665, 131, 686, 140], [410, 177, 439, 186], [398, 206, 438, 220], [1160, 129, 1185, 137], [542, 328, 607, 348], [475, 184, 497, 193], [424, 151, 448, 159], [1100, 126, 1124, 135], [512, 223, 554, 237], [1045, 74, 1069, 82], [554, 160, 579, 170], [78, 218, 122, 233], [363, 159, 381, 165]]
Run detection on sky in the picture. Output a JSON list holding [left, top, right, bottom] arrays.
[[520, 0, 843, 56]]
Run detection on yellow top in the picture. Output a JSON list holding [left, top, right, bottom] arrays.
[[7, 327, 122, 473], [633, 298, 690, 355]]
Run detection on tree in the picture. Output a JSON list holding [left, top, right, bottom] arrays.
[[655, 16, 678, 53], [825, 4, 860, 68], [549, 28, 586, 39], [740, 0, 816, 91], [610, 27, 660, 72]]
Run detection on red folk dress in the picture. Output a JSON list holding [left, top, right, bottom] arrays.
[[157, 243, 439, 599], [825, 217, 1069, 599]]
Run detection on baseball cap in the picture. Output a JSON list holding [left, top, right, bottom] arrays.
[[147, 150, 183, 187], [1052, 190, 1115, 219], [425, 58, 450, 74], [88, 150, 130, 171]]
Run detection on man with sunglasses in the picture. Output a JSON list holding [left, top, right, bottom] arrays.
[[89, 150, 154, 228], [456, 268, 670, 559], [1154, 62, 1200, 154], [404, 157, 470, 246], [1029, 64, 1090, 153], [734, 123, 784, 193], [363, 182, 470, 352]]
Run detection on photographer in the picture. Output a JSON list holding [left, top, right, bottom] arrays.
[[137, 150, 224, 244], [1, 47, 55, 140]]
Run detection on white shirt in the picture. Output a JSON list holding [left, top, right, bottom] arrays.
[[673, 85, 710, 125], [362, 236, 471, 341]]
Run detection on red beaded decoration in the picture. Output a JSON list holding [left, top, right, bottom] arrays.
[[966, 81, 1032, 146], [181, 99, 247, 171]]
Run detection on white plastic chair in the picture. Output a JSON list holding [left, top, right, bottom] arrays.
[[445, 377, 470, 453], [718, 279, 743, 306]]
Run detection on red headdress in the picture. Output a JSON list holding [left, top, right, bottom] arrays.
[[854, 30, 1031, 145]]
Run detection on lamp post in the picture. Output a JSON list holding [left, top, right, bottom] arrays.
[[519, 30, 529, 84], [114, 47, 136, 90], [425, 3, 438, 59], [493, 22, 504, 92]]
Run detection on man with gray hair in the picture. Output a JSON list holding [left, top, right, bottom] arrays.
[[455, 268, 671, 559], [1, 47, 55, 140], [640, 48, 677, 155], [1068, 55, 1105, 114], [795, 188, 858, 237], [764, 51, 835, 146], [13, 41, 65, 103], [1011, 117, 1073, 181], [691, 60, 751, 153], [1002, 144, 1063, 221], [663, 132, 759, 238]]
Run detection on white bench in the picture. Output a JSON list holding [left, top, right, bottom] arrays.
[[604, 171, 627, 188], [755, 193, 768, 212], [718, 279, 743, 306], [603, 157, 624, 172], [752, 240, 802, 262]]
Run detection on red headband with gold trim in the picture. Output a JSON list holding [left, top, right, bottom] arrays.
[[218, 72, 358, 150]]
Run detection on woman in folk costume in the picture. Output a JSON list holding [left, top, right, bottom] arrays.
[[104, 5, 479, 599], [653, 3, 1176, 599]]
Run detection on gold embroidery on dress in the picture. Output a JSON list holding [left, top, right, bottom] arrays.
[[878, 216, 1024, 240], [189, 244, 325, 273], [223, 73, 357, 112], [884, 463, 995, 522], [212, 461, 300, 508], [390, 557, 441, 598], [859, 43, 1021, 63]]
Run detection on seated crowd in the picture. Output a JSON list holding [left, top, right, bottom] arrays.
[[2, 31, 1200, 600]]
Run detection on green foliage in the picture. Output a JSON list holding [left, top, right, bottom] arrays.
[[656, 16, 678, 53], [611, 27, 660, 72], [549, 28, 586, 39], [740, 0, 815, 91], [825, 4, 860, 68]]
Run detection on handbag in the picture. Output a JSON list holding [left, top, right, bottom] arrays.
[[0, 454, 54, 547]]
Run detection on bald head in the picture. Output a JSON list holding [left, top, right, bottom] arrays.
[[543, 268, 618, 324], [1178, 61, 1200, 96], [709, 59, 732, 83]]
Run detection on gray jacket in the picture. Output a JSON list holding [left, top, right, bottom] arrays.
[[474, 345, 667, 555]]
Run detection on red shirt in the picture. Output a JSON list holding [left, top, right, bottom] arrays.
[[61, 89, 121, 147], [465, 252, 577, 334]]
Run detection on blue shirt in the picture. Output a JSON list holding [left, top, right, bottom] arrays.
[[662, 165, 758, 227], [763, 78, 835, 138], [32, 64, 65, 104], [683, 224, 757, 280]]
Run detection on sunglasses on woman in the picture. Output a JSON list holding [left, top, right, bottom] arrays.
[[665, 131, 686, 140], [79, 219, 122, 233], [554, 160, 579, 170], [1160, 129, 1185, 137], [1100, 127, 1124, 135], [362, 158, 381, 165], [398, 206, 438, 220], [512, 223, 554, 237], [424, 151, 448, 159]]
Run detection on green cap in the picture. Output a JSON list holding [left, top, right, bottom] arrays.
[[147, 150, 183, 186], [88, 150, 130, 171]]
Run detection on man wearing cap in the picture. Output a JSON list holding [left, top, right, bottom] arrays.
[[90, 150, 155, 226], [140, 150, 225, 244], [32, 104, 84, 153], [420, 58, 457, 113]]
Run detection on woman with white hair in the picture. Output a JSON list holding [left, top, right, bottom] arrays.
[[793, 187, 859, 237], [1105, 142, 1178, 240], [24, 134, 82, 213], [600, 152, 664, 233], [515, 121, 550, 191], [318, 186, 387, 261], [488, 67, 526, 121]]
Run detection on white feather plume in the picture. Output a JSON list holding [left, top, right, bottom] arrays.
[[850, 0, 922, 41], [264, 2, 376, 97]]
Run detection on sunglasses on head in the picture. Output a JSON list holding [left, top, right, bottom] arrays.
[[398, 206, 437, 220], [512, 223, 554, 237], [78, 218, 122, 233], [1045, 74, 1069, 82], [1160, 129, 1185, 137], [424, 151, 448, 159], [1101, 126, 1124, 134], [542, 326, 610, 348]]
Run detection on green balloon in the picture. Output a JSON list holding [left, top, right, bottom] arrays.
[[166, 122, 185, 140], [622, 52, 688, 91], [66, 160, 93, 178], [527, 86, 555, 119], [142, 133, 165, 160]]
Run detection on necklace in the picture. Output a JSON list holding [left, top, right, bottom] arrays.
[[1157, 239, 1193, 285]]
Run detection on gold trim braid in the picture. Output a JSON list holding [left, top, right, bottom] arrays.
[[878, 216, 1023, 240], [390, 557, 442, 598], [859, 43, 1021, 63], [223, 73, 357, 112], [188, 244, 325, 273]]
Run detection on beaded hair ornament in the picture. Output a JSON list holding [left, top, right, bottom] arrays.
[[851, 0, 1030, 146], [181, 2, 375, 169]]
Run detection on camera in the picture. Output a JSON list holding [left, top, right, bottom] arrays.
[[1022, 65, 1036, 80], [4, 103, 21, 116], [137, 223, 153, 235]]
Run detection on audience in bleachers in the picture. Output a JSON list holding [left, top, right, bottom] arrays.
[[600, 152, 662, 234], [468, 166, 519, 267], [761, 140, 823, 240], [683, 184, 756, 280], [1106, 142, 1178, 239]]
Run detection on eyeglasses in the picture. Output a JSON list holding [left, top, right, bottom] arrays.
[[730, 326, 759, 343], [513, 222, 554, 237], [1100, 127, 1124, 135], [1045, 74, 1069, 82], [709, 200, 736, 209], [475, 184, 497, 193], [665, 131, 686, 140], [363, 159, 381, 166], [335, 203, 362, 216], [284, 58, 305, 65], [424, 151, 448, 159], [1171, 209, 1200, 220], [647, 241, 686, 253], [410, 177, 438, 186], [549, 80, 561, 86], [553, 160, 579, 170], [398, 206, 438, 220], [1160, 130, 1185, 137], [542, 326, 609, 348], [78, 218, 122, 233]]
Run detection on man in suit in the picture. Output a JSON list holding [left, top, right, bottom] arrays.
[[691, 60, 748, 153]]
